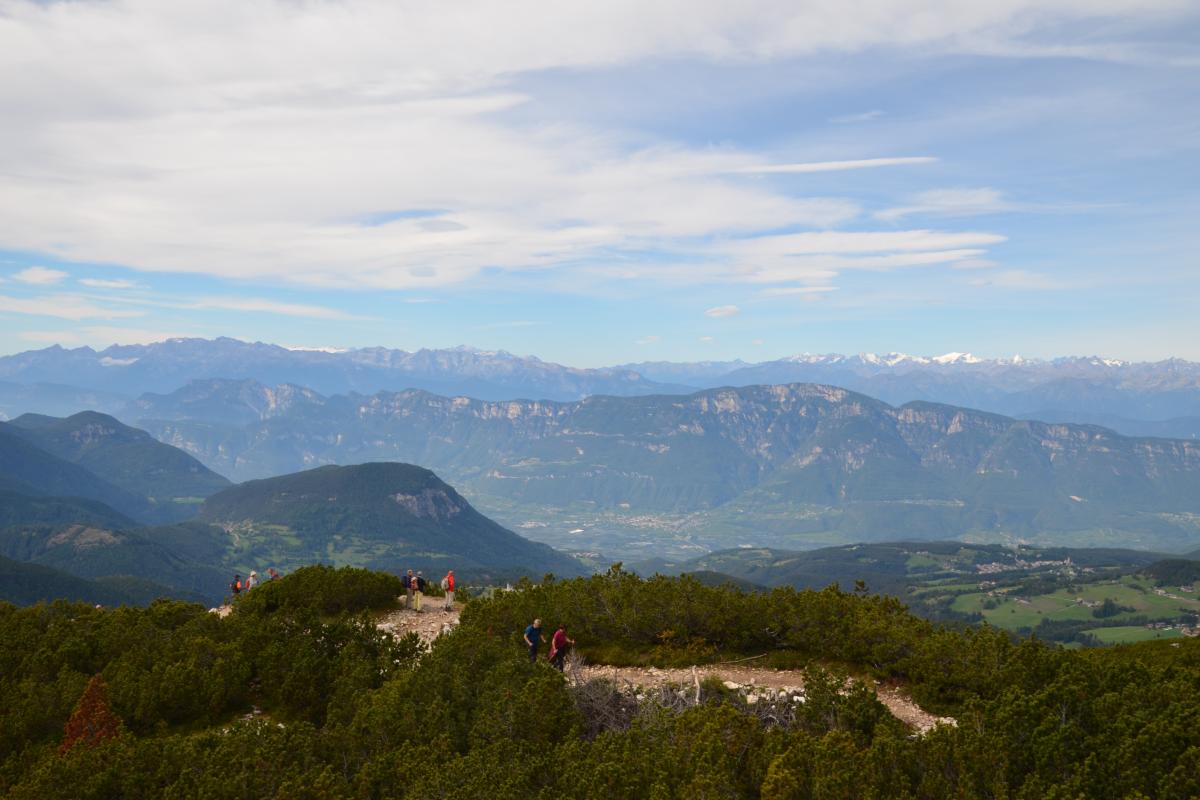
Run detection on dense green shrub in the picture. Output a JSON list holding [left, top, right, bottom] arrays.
[[458, 568, 1014, 708], [4, 569, 1200, 799], [234, 564, 403, 616]]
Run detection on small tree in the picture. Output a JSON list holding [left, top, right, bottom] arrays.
[[59, 674, 123, 754]]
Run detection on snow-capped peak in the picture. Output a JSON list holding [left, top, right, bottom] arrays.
[[858, 352, 929, 366], [783, 352, 846, 364], [932, 352, 982, 365]]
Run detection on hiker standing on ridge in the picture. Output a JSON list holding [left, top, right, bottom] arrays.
[[414, 571, 426, 613], [548, 623, 575, 672], [403, 570, 414, 609], [523, 618, 543, 663], [230, 574, 241, 597], [441, 570, 455, 611], [246, 571, 258, 590]]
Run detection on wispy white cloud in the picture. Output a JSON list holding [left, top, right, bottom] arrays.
[[187, 297, 356, 319], [758, 286, 838, 297], [967, 269, 1065, 290], [13, 266, 68, 285], [729, 230, 1005, 256], [635, 335, 661, 345], [830, 110, 886, 124], [876, 188, 1115, 221], [876, 188, 1011, 221], [719, 230, 1005, 285], [79, 278, 142, 289], [473, 320, 543, 330], [698, 336, 715, 344], [729, 157, 936, 175], [952, 258, 1000, 270], [704, 305, 740, 318], [0, 294, 144, 320]]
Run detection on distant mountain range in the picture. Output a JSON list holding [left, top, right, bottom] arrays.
[[122, 379, 1200, 557], [621, 352, 1200, 436], [1, 339, 1199, 439], [0, 337, 687, 407]]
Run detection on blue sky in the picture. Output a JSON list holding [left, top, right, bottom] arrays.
[[0, 0, 1197, 366]]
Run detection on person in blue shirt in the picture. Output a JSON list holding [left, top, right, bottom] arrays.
[[523, 618, 543, 663]]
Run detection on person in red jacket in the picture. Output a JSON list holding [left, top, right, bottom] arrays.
[[441, 570, 456, 611], [548, 623, 575, 672]]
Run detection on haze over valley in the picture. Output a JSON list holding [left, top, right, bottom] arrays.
[[1, 337, 1200, 571]]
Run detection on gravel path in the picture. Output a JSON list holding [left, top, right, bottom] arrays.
[[579, 664, 954, 734], [215, 602, 954, 734], [370, 606, 954, 734], [376, 603, 461, 641]]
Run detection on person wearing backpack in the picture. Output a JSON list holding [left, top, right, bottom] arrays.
[[403, 570, 414, 609], [441, 570, 455, 611], [413, 571, 426, 612], [230, 574, 242, 597]]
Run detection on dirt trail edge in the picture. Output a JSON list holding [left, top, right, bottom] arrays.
[[370, 605, 955, 735]]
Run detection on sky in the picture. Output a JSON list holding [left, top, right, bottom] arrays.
[[0, 0, 1198, 366]]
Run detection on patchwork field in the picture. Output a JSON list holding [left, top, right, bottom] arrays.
[[667, 541, 1200, 647]]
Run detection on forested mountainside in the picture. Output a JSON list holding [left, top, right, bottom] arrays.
[[133, 381, 1200, 554], [196, 462, 585, 578], [8, 411, 229, 515], [0, 555, 196, 606], [0, 429, 584, 603], [0, 423, 155, 522]]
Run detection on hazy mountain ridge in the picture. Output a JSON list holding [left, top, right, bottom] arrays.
[[2, 339, 1200, 435], [127, 379, 326, 425], [0, 338, 688, 402], [652, 352, 1200, 429], [0, 408, 581, 601], [128, 380, 1200, 554], [8, 411, 231, 521], [0, 422, 155, 521]]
